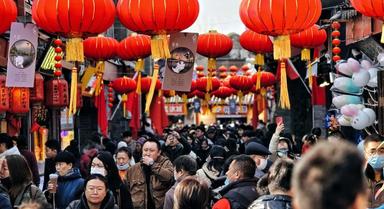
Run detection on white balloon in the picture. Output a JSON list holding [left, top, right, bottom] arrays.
[[361, 60, 372, 69], [351, 111, 371, 130], [338, 115, 351, 126], [352, 70, 370, 87], [367, 68, 378, 88], [337, 62, 354, 76], [332, 95, 362, 109], [333, 77, 361, 93], [378, 53, 384, 66], [347, 58, 361, 73], [362, 108, 376, 126]]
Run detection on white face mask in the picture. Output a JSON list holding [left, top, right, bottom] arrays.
[[117, 163, 129, 171], [257, 158, 268, 171], [90, 167, 106, 176]]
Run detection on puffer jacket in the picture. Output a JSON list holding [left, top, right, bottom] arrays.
[[54, 168, 84, 209], [13, 182, 48, 208], [366, 164, 384, 208], [248, 194, 292, 209], [196, 163, 220, 188], [66, 191, 118, 209], [126, 155, 174, 209]]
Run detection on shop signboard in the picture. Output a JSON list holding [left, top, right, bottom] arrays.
[[164, 103, 184, 116]]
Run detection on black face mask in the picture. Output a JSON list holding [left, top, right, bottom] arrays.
[[1, 177, 11, 190]]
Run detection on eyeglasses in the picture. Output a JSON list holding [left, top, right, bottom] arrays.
[[86, 186, 105, 193], [365, 148, 384, 156]]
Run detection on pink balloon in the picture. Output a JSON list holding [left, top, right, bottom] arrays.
[[337, 62, 353, 76], [347, 58, 361, 73], [341, 105, 359, 117]]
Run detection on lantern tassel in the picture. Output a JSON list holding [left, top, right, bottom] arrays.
[[308, 61, 313, 90], [256, 66, 262, 90], [238, 91, 243, 107], [273, 35, 291, 60], [301, 48, 311, 61], [94, 61, 105, 96], [182, 94, 188, 115], [151, 34, 171, 59], [381, 24, 384, 43], [205, 93, 211, 102], [68, 67, 78, 116], [255, 54, 265, 66], [208, 58, 216, 70], [145, 64, 159, 113], [135, 59, 144, 94], [66, 38, 85, 62], [207, 71, 213, 92], [279, 61, 290, 109], [122, 94, 128, 117]]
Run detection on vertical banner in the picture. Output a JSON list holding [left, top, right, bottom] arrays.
[[193, 98, 201, 113], [6, 23, 38, 87], [229, 99, 237, 114], [162, 32, 198, 92]]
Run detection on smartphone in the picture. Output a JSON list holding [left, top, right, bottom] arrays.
[[275, 116, 283, 125]]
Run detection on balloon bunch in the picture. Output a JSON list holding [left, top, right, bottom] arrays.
[[331, 58, 378, 130]]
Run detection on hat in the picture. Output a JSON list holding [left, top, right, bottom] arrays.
[[55, 151, 76, 164], [210, 145, 226, 159], [245, 142, 271, 155], [137, 137, 146, 145], [117, 141, 128, 149]]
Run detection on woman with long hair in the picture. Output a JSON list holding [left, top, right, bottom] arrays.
[[89, 151, 133, 209], [174, 176, 209, 209], [0, 155, 47, 208]]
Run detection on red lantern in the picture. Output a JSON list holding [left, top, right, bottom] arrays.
[[230, 76, 254, 92], [0, 75, 9, 112], [84, 36, 119, 60], [9, 88, 30, 114], [239, 30, 273, 65], [45, 79, 69, 108], [191, 90, 205, 100], [290, 24, 327, 61], [240, 0, 322, 60], [196, 77, 220, 93], [197, 72, 205, 78], [32, 0, 116, 62], [139, 77, 162, 94], [218, 66, 227, 73], [0, 0, 17, 34], [117, 34, 151, 61], [117, 0, 199, 59], [219, 73, 228, 79], [212, 86, 234, 99], [30, 73, 45, 103], [252, 72, 276, 87], [111, 77, 137, 95], [197, 31, 233, 70], [196, 65, 205, 72], [241, 65, 250, 72]]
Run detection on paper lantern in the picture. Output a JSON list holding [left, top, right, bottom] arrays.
[[230, 75, 254, 92], [196, 65, 205, 72], [239, 29, 273, 65], [111, 77, 137, 95], [240, 0, 322, 60], [84, 36, 119, 61], [212, 86, 234, 99], [0, 0, 17, 34], [9, 88, 30, 114], [45, 79, 69, 108], [290, 24, 327, 61], [197, 31, 233, 70], [0, 75, 9, 112], [196, 77, 221, 93], [117, 0, 199, 59], [252, 71, 276, 87], [30, 73, 45, 103], [218, 66, 228, 73], [139, 77, 162, 94]]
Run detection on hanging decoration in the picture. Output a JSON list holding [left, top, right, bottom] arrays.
[[251, 71, 276, 88], [0, 0, 17, 34], [229, 74, 254, 105], [53, 39, 63, 77], [239, 29, 273, 65], [196, 76, 221, 101], [331, 21, 341, 62], [45, 78, 69, 108], [117, 34, 151, 94], [111, 77, 137, 118], [30, 73, 45, 103], [83, 36, 119, 96], [229, 65, 238, 77], [9, 88, 30, 114], [108, 83, 114, 109], [116, 0, 199, 59], [197, 31, 233, 92], [0, 75, 9, 112]]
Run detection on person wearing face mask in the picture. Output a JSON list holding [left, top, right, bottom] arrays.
[[363, 134, 384, 209], [89, 151, 133, 209], [115, 147, 135, 181], [212, 155, 259, 209], [163, 155, 197, 209], [268, 136, 294, 161], [245, 142, 272, 178]]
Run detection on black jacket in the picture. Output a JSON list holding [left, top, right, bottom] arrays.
[[66, 191, 118, 209], [219, 178, 259, 209], [248, 194, 292, 209], [43, 158, 56, 190]]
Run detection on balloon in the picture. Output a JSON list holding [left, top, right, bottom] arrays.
[[367, 68, 378, 88], [351, 111, 370, 130], [341, 105, 359, 117], [361, 60, 372, 69], [362, 108, 376, 126], [347, 58, 361, 73], [352, 70, 370, 87], [333, 77, 362, 94], [338, 115, 351, 126], [332, 95, 362, 109], [336, 62, 354, 76], [378, 53, 384, 66]]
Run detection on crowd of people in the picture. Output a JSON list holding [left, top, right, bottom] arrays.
[[0, 121, 379, 209]]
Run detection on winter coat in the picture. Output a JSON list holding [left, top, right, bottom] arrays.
[[366, 164, 384, 208], [196, 162, 220, 188], [66, 191, 118, 209], [13, 182, 48, 208], [43, 158, 57, 190], [54, 168, 84, 209], [163, 137, 191, 162], [248, 194, 292, 209], [126, 155, 174, 209], [0, 184, 11, 209], [212, 178, 259, 209]]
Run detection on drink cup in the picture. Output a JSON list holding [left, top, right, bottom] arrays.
[[49, 174, 58, 193]]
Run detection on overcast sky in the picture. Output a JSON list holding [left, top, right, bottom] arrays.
[[184, 0, 246, 35]]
